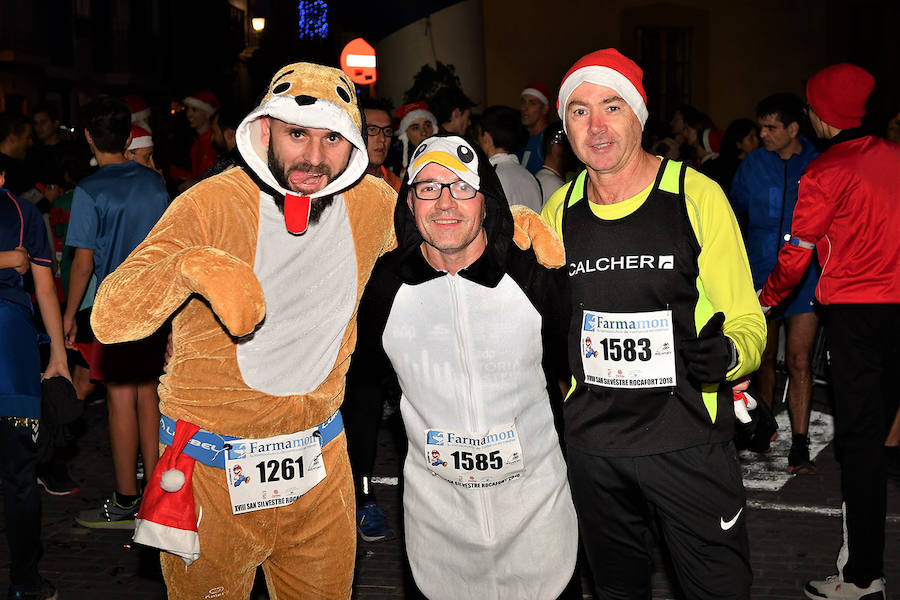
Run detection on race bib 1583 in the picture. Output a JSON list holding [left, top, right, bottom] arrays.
[[581, 309, 677, 389]]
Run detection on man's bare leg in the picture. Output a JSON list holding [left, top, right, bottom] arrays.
[[784, 312, 818, 434], [886, 406, 900, 447], [886, 404, 900, 483], [784, 311, 819, 473], [107, 383, 140, 496], [136, 381, 161, 480], [72, 364, 95, 401], [753, 318, 780, 409]]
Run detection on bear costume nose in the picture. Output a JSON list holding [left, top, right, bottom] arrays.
[[294, 95, 317, 107]]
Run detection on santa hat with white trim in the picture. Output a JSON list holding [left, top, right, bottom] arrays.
[[125, 95, 151, 128], [557, 48, 649, 132], [521, 82, 550, 106], [133, 420, 202, 565], [127, 125, 153, 151], [183, 90, 220, 116], [396, 101, 438, 168]]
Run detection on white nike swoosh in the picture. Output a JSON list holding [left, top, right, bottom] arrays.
[[720, 507, 743, 530]]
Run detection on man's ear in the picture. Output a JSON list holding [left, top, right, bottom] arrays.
[[479, 131, 493, 154], [541, 103, 550, 117], [123, 135, 133, 151], [84, 129, 93, 146], [787, 121, 800, 138], [451, 108, 461, 122], [260, 116, 271, 146]]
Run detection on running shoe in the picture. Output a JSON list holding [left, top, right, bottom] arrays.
[[36, 463, 80, 496], [787, 434, 817, 475], [7, 577, 58, 600], [75, 494, 140, 530], [357, 501, 396, 543], [804, 574, 885, 599]]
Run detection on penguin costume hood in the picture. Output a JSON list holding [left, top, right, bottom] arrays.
[[236, 62, 369, 234], [393, 134, 520, 286]]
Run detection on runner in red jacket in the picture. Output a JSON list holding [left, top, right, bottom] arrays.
[[759, 63, 900, 600]]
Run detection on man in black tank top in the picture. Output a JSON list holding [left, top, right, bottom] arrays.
[[542, 48, 766, 600]]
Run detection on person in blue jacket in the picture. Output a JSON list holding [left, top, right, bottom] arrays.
[[1, 167, 71, 599], [730, 93, 820, 474]]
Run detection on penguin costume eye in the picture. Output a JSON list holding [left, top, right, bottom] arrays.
[[457, 145, 474, 163], [335, 85, 352, 103], [413, 141, 429, 158], [272, 81, 292, 95]]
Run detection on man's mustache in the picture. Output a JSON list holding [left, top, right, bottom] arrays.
[[288, 162, 332, 177]]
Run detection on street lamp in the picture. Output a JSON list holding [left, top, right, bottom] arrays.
[[252, 18, 266, 32]]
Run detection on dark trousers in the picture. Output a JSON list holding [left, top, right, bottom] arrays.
[[342, 381, 383, 503], [568, 442, 751, 600], [0, 419, 43, 587], [824, 303, 900, 586], [343, 368, 401, 503]]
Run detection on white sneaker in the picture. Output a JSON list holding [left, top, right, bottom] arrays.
[[804, 574, 886, 599]]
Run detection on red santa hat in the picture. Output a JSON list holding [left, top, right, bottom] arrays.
[[124, 95, 151, 127], [396, 101, 438, 167], [702, 128, 723, 154], [521, 82, 550, 106], [806, 63, 875, 130], [133, 420, 202, 565], [183, 90, 220, 116], [127, 125, 153, 151], [557, 48, 648, 131]]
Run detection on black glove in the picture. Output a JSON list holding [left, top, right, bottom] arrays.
[[681, 312, 737, 383]]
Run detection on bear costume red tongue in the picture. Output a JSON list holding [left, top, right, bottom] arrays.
[[284, 194, 311, 235]]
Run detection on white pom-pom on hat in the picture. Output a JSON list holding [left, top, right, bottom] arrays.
[[160, 468, 186, 492]]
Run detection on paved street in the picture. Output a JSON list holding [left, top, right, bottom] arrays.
[[1, 379, 898, 599]]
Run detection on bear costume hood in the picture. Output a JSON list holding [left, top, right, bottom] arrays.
[[236, 62, 368, 202]]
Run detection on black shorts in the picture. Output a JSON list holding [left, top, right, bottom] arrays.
[[89, 326, 167, 384]]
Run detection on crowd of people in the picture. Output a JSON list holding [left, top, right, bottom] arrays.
[[1, 45, 898, 600]]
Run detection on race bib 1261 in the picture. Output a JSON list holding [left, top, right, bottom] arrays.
[[424, 422, 524, 488], [581, 309, 677, 389], [224, 428, 326, 515]]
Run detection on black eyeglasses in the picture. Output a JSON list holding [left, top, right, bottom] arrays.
[[411, 180, 478, 201], [366, 124, 394, 138]]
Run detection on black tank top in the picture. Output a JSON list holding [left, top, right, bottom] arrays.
[[561, 159, 732, 456]]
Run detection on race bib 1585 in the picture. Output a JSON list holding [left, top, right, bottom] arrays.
[[424, 422, 524, 488]]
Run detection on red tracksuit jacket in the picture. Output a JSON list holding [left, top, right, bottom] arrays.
[[760, 132, 900, 306]]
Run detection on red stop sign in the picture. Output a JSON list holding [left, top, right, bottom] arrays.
[[340, 38, 377, 85]]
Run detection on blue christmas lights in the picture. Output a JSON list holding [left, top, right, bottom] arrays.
[[298, 0, 328, 40]]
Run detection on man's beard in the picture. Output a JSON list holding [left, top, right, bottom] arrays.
[[267, 140, 336, 225]]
